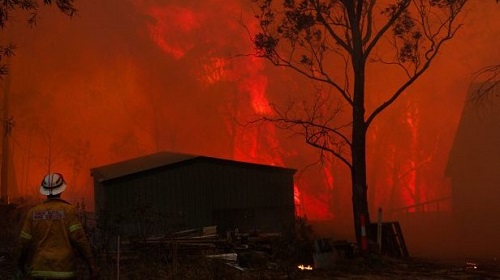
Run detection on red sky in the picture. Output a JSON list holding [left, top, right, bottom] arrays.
[[2, 1, 498, 231]]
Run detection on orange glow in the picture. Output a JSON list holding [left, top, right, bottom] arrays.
[[294, 183, 303, 216], [199, 56, 230, 85], [140, 3, 202, 59], [301, 192, 334, 220], [243, 75, 272, 116], [402, 104, 419, 211], [3, 0, 498, 233]]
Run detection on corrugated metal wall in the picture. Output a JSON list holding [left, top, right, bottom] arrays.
[[95, 159, 294, 237]]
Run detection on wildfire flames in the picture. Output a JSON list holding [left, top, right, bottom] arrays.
[[297, 264, 313, 271], [2, 0, 499, 231]]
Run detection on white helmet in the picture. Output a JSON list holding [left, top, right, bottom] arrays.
[[40, 173, 67, 196]]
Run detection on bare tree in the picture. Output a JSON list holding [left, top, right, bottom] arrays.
[[251, 0, 467, 244]]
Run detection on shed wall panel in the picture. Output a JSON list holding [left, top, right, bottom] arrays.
[[95, 157, 295, 237]]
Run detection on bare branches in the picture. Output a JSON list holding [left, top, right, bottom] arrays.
[[469, 65, 500, 103], [248, 91, 353, 169], [365, 0, 412, 59], [366, 0, 466, 127], [253, 1, 353, 105], [313, 0, 352, 53], [251, 0, 468, 180], [361, 0, 376, 46]]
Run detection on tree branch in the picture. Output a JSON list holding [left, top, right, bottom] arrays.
[[313, 0, 352, 53], [364, 0, 411, 59]]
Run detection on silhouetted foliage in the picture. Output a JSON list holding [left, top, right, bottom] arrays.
[[0, 0, 76, 76]]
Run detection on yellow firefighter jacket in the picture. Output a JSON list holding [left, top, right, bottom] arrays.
[[19, 198, 95, 278]]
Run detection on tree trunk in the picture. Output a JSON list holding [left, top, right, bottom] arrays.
[[0, 69, 11, 204], [351, 118, 369, 245], [351, 79, 370, 245], [350, 4, 370, 245]]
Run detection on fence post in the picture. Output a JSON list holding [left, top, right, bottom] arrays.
[[377, 208, 383, 254], [117, 235, 120, 280], [360, 214, 368, 253]]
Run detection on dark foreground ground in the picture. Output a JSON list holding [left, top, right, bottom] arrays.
[[195, 257, 500, 280], [1, 204, 498, 279], [83, 255, 500, 279], [287, 257, 500, 280], [102, 256, 500, 279], [2, 248, 500, 279]]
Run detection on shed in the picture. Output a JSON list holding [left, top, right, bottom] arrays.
[[91, 151, 296, 237]]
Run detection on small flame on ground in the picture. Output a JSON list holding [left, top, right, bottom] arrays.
[[465, 262, 478, 270], [297, 264, 313, 271]]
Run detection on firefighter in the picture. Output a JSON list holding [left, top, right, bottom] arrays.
[[16, 173, 98, 279]]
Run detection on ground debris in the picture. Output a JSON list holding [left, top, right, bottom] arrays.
[[292, 256, 500, 280]]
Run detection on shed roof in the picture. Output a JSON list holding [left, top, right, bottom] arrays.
[[91, 151, 296, 182]]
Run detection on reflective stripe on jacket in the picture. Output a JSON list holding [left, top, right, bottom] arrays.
[[19, 198, 93, 278]]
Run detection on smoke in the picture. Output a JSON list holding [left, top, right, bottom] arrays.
[[2, 0, 499, 258]]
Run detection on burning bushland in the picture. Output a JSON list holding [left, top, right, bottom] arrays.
[[0, 0, 498, 263]]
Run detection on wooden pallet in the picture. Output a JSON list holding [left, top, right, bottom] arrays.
[[369, 222, 409, 258]]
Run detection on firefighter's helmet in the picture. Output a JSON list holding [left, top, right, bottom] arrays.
[[40, 173, 67, 196]]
